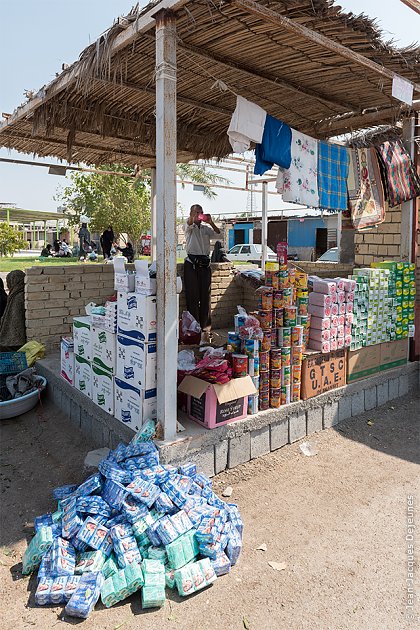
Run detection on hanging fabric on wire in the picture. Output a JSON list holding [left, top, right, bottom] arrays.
[[227, 95, 267, 153], [347, 147, 386, 230], [375, 139, 420, 207], [276, 129, 319, 207], [317, 141, 349, 211], [254, 115, 292, 176]]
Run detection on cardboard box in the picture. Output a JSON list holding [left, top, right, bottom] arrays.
[[114, 377, 157, 432], [347, 345, 380, 383], [60, 337, 74, 385], [380, 339, 408, 372], [74, 354, 92, 398], [301, 349, 347, 399], [117, 292, 157, 342], [92, 364, 114, 414], [91, 327, 117, 374], [73, 316, 92, 361], [178, 375, 256, 429], [114, 257, 135, 291], [116, 333, 157, 389]]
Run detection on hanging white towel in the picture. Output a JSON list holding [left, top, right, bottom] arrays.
[[227, 96, 266, 153], [276, 129, 319, 207]]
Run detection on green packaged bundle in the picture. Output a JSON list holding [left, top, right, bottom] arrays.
[[22, 526, 54, 575], [75, 551, 107, 574], [147, 546, 167, 564], [101, 562, 144, 608], [141, 559, 165, 608], [166, 529, 199, 570], [174, 557, 217, 597], [102, 554, 119, 580]]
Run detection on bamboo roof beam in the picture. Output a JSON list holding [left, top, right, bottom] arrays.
[[232, 0, 420, 96]]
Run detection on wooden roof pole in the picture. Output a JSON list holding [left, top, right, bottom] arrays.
[[233, 0, 420, 95]]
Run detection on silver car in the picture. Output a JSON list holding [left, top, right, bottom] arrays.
[[227, 243, 277, 264]]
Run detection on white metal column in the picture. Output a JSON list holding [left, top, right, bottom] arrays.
[[151, 167, 157, 260], [155, 10, 178, 440], [261, 180, 268, 268]]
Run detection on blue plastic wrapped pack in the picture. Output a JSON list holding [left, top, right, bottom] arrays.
[[52, 484, 78, 501], [76, 517, 110, 552], [226, 527, 242, 566], [122, 497, 149, 523], [61, 498, 83, 540], [102, 479, 129, 509], [227, 503, 244, 537], [98, 459, 129, 484], [211, 552, 231, 577], [160, 479, 187, 509], [130, 419, 156, 444], [140, 465, 170, 485], [126, 478, 160, 508], [155, 516, 179, 545], [124, 440, 158, 460], [74, 473, 103, 497], [170, 510, 194, 537], [154, 491, 177, 515], [105, 513, 126, 529], [34, 514, 54, 531], [194, 473, 212, 489], [179, 463, 197, 478], [49, 537, 76, 576], [65, 572, 103, 619], [22, 526, 54, 575], [76, 496, 111, 518], [110, 524, 142, 568], [35, 575, 76, 606]]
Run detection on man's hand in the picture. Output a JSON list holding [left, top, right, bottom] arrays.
[[207, 214, 221, 235]]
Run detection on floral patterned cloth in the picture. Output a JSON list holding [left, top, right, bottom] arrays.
[[347, 147, 386, 230], [276, 129, 319, 207]]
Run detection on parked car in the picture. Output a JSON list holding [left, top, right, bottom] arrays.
[[176, 243, 187, 260], [227, 243, 277, 264], [317, 247, 339, 262]]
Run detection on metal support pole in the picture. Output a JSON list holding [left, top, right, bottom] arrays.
[[6, 208, 10, 225], [155, 10, 178, 441], [261, 180, 268, 269], [151, 167, 157, 260], [56, 220, 59, 239], [401, 117, 415, 262], [44, 221, 47, 246]]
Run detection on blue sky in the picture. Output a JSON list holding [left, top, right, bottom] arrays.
[[0, 0, 418, 216]]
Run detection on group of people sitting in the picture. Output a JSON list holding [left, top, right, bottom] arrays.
[[40, 238, 72, 258], [0, 270, 26, 352]]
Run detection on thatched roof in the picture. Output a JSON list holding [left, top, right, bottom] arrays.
[[1, 0, 419, 167]]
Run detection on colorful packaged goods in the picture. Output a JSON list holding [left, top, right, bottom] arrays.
[[308, 276, 353, 353], [174, 557, 217, 597], [22, 526, 54, 575], [65, 572, 103, 619], [141, 559, 166, 608]]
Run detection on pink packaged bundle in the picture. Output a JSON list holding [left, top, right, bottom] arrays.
[[337, 325, 344, 337], [330, 338, 338, 351], [338, 303, 346, 315], [337, 315, 345, 326], [343, 279, 356, 292], [312, 279, 336, 295], [346, 302, 353, 313], [310, 316, 330, 331], [337, 292, 346, 303], [345, 313, 354, 324], [330, 327, 337, 339], [333, 278, 345, 291], [346, 292, 355, 302], [308, 339, 330, 353], [344, 335, 352, 346], [308, 304, 331, 318], [330, 304, 339, 316], [309, 293, 332, 307], [309, 328, 330, 342], [330, 315, 339, 327], [330, 292, 338, 304], [345, 324, 352, 336], [336, 337, 345, 349]]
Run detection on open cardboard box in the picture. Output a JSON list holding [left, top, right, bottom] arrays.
[[178, 375, 256, 429]]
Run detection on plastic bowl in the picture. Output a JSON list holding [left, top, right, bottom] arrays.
[[0, 377, 47, 420]]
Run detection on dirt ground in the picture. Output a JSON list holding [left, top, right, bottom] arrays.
[[1, 391, 419, 630]]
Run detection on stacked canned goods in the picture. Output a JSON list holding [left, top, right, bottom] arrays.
[[254, 263, 311, 410], [227, 314, 261, 415]]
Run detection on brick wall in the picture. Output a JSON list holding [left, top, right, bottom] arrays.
[[354, 204, 402, 267], [25, 262, 243, 351]]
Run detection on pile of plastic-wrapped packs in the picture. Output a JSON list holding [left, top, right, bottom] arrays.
[[22, 430, 243, 620]]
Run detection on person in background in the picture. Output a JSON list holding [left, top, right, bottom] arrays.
[[79, 222, 91, 261], [53, 239, 61, 254], [0, 270, 26, 351], [184, 204, 220, 343], [0, 278, 7, 319], [211, 240, 229, 263], [40, 244, 53, 257], [100, 226, 115, 259], [116, 242, 134, 263]]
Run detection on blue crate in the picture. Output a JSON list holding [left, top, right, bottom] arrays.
[[0, 352, 28, 375]]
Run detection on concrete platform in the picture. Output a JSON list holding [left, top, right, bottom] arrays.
[[37, 355, 419, 477]]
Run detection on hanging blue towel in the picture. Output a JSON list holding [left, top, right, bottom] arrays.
[[254, 115, 292, 176], [317, 141, 349, 211]]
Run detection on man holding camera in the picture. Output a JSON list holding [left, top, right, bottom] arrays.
[[184, 204, 221, 343]]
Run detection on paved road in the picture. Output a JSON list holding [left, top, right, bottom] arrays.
[[0, 391, 419, 630]]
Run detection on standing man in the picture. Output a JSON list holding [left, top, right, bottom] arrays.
[[100, 225, 114, 259], [184, 204, 220, 343]]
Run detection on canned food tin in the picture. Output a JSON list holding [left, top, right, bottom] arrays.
[[259, 351, 270, 372], [271, 329, 278, 347], [261, 330, 271, 352], [297, 297, 308, 316], [260, 370, 270, 388], [234, 314, 246, 333], [269, 388, 281, 409], [278, 270, 289, 289], [256, 286, 273, 311], [282, 287, 293, 305], [256, 310, 272, 330], [273, 290, 283, 309], [281, 365, 291, 386], [288, 267, 296, 285], [296, 288, 308, 298], [270, 369, 281, 389], [259, 389, 270, 411], [291, 382, 301, 402], [227, 331, 241, 353], [273, 307, 284, 328], [292, 364, 302, 383], [291, 345, 303, 365], [280, 346, 291, 366], [281, 385, 291, 405], [264, 271, 275, 287], [265, 261, 279, 271], [247, 357, 257, 377], [243, 338, 260, 357], [295, 272, 308, 289], [284, 306, 297, 327], [252, 376, 260, 390], [270, 348, 282, 370], [291, 325, 304, 346], [247, 394, 259, 415], [278, 326, 291, 348], [232, 354, 248, 377], [297, 315, 309, 328]]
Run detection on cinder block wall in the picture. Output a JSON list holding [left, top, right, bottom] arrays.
[[354, 204, 402, 266]]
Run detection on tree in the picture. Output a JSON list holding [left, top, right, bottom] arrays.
[[56, 165, 151, 249], [176, 163, 228, 199], [0, 224, 28, 257]]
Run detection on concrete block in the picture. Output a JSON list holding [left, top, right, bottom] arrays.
[[398, 374, 408, 397], [408, 369, 419, 393], [270, 418, 288, 451], [338, 396, 352, 422], [91, 419, 107, 448], [80, 410, 94, 442], [70, 402, 81, 429], [388, 378, 399, 401], [364, 386, 377, 411], [187, 446, 215, 478], [306, 407, 323, 434], [377, 381, 389, 406], [351, 391, 365, 417], [228, 433, 251, 468], [61, 391, 71, 418], [323, 401, 339, 428], [215, 441, 228, 474], [289, 412, 307, 443], [250, 426, 270, 459]]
